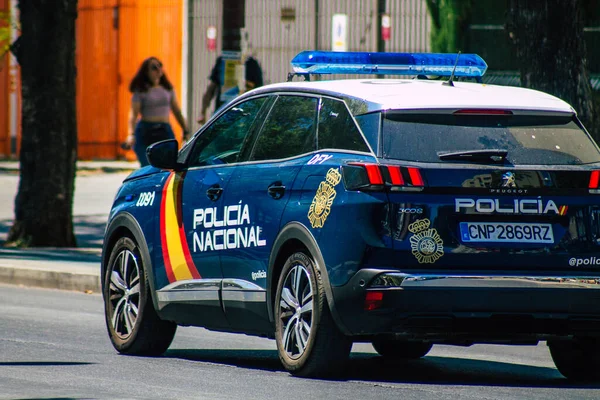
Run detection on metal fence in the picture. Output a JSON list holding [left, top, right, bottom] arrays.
[[187, 0, 431, 130]]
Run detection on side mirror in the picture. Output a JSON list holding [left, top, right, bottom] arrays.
[[146, 139, 182, 170]]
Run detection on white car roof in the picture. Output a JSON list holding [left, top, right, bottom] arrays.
[[254, 79, 574, 114]]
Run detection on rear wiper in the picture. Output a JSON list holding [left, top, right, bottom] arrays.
[[438, 149, 508, 163]]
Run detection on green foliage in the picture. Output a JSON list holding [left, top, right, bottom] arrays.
[[0, 11, 11, 59], [0, 10, 18, 63], [425, 0, 473, 53]]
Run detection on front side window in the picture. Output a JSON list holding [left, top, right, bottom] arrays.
[[250, 95, 318, 161], [318, 98, 370, 153], [188, 97, 267, 167], [382, 113, 600, 165]]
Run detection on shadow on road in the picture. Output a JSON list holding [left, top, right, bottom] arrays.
[[166, 349, 282, 372], [164, 348, 600, 389]]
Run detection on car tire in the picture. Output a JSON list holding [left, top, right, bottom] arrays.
[[371, 339, 432, 359], [548, 338, 600, 381], [103, 237, 176, 356], [274, 251, 352, 377]]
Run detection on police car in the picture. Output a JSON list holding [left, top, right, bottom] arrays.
[[102, 51, 600, 380]]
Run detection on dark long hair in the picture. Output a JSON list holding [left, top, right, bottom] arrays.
[[129, 57, 173, 93]]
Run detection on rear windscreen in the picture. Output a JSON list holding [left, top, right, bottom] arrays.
[[382, 113, 600, 165]]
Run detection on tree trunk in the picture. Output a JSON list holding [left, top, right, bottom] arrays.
[[7, 0, 78, 247], [506, 0, 599, 141]]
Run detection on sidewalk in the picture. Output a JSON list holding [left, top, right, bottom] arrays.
[[0, 160, 139, 293], [0, 160, 139, 173]]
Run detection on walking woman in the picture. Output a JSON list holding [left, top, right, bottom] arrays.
[[125, 57, 190, 166]]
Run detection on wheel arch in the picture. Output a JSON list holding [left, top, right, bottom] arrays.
[[102, 212, 159, 311], [267, 222, 351, 335]]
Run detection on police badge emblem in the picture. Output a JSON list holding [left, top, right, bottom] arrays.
[[308, 168, 342, 228], [408, 218, 444, 264]]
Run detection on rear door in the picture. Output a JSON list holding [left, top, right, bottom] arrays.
[[219, 94, 319, 332], [379, 111, 600, 272]]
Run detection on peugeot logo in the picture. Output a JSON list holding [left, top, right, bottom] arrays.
[[501, 171, 516, 188]]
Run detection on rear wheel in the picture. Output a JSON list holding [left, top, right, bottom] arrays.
[[103, 237, 176, 356], [372, 339, 432, 359], [548, 338, 600, 381], [275, 251, 351, 377]]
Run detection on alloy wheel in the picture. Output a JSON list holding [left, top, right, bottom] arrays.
[[278, 263, 314, 359], [108, 248, 141, 339]]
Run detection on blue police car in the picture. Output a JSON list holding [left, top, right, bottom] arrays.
[[102, 51, 600, 380]]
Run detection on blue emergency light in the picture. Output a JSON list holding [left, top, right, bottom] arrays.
[[290, 51, 487, 78]]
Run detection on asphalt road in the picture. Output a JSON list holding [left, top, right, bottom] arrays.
[[2, 284, 600, 400]]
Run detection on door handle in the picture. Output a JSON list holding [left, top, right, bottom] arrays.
[[268, 182, 286, 200], [206, 186, 223, 201]]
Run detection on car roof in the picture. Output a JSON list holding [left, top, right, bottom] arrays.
[[249, 79, 575, 115]]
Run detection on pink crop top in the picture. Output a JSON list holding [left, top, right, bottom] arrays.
[[132, 86, 173, 119]]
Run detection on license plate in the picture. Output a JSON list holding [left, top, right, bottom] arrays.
[[459, 222, 554, 244]]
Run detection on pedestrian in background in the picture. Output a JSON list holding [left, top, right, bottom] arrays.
[[197, 55, 264, 125], [124, 56, 190, 167]]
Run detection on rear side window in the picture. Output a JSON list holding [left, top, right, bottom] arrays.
[[251, 95, 318, 161], [355, 113, 380, 153], [318, 98, 370, 153], [382, 113, 600, 165]]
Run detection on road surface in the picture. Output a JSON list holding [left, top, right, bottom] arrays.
[[2, 284, 599, 400]]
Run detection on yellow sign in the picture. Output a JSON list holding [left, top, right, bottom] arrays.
[[408, 219, 444, 264], [223, 59, 239, 88], [308, 168, 342, 229], [219, 51, 244, 104]]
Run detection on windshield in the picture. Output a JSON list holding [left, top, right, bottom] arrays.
[[382, 113, 600, 165]]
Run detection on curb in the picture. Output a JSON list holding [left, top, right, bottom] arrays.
[[0, 264, 101, 293], [0, 244, 102, 294]]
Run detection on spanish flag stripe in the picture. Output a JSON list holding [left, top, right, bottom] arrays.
[[164, 173, 194, 281], [175, 173, 201, 279], [160, 173, 176, 283], [560, 205, 568, 216]]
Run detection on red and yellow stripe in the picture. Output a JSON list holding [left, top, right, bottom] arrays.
[[558, 205, 568, 216], [160, 172, 201, 283]]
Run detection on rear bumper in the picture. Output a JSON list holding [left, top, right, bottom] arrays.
[[331, 269, 600, 341]]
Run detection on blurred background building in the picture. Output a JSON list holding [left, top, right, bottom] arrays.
[[0, 0, 598, 160]]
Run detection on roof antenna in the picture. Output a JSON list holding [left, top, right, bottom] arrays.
[[444, 51, 461, 87]]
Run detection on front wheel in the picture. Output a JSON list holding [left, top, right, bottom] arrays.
[[274, 251, 351, 377], [372, 339, 432, 359], [103, 237, 176, 356], [548, 338, 600, 381]]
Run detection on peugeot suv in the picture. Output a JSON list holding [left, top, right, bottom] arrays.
[[102, 51, 600, 380]]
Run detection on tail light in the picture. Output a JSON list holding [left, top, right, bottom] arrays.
[[590, 170, 600, 193], [454, 109, 513, 115], [343, 163, 425, 192], [364, 290, 384, 311]]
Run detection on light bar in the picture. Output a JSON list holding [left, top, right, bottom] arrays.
[[291, 51, 487, 77]]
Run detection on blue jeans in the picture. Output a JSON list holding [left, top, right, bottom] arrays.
[[134, 121, 175, 167]]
